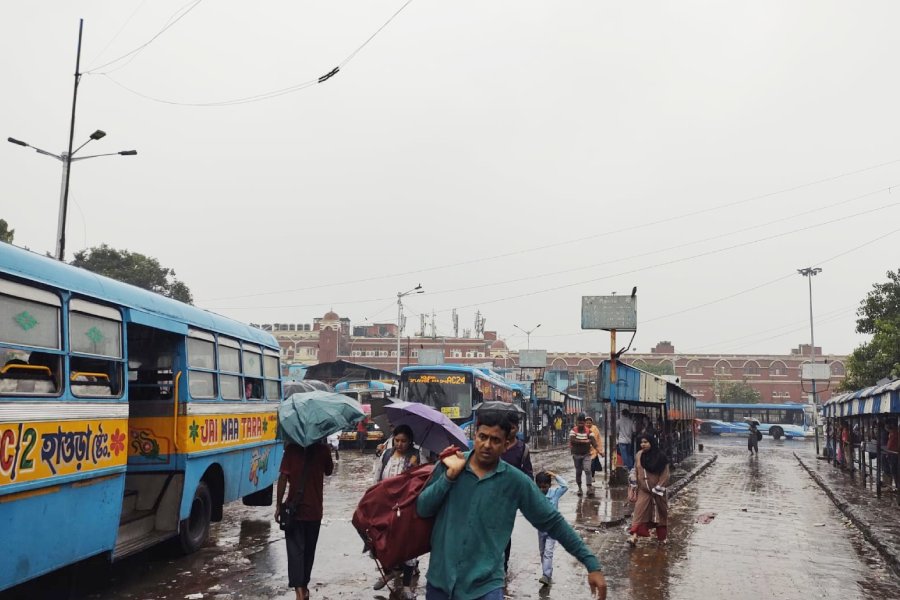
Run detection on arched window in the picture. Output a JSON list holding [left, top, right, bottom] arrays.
[[714, 360, 731, 376], [743, 361, 760, 376], [685, 360, 703, 375], [831, 362, 846, 377], [769, 361, 788, 377]]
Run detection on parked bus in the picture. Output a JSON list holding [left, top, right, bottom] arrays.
[[0, 244, 282, 591], [334, 379, 395, 419], [399, 364, 514, 425], [696, 402, 814, 439]]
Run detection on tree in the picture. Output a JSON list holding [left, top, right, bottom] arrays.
[[841, 269, 900, 390], [0, 219, 14, 243], [639, 361, 675, 376], [71, 244, 194, 304], [717, 380, 761, 404]]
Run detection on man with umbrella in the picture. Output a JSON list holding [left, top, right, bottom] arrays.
[[277, 391, 364, 600]]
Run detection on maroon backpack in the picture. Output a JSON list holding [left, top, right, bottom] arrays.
[[352, 462, 436, 570]]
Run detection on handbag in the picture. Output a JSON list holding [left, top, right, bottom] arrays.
[[591, 456, 603, 473], [352, 446, 465, 570]]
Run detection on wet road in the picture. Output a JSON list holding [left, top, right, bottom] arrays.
[[7, 438, 900, 599]]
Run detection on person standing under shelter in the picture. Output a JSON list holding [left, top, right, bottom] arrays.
[[276, 441, 334, 600], [417, 410, 607, 600], [617, 408, 635, 470]]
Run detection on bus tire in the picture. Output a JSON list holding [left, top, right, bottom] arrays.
[[770, 427, 783, 440], [700, 423, 712, 435], [179, 481, 212, 554]]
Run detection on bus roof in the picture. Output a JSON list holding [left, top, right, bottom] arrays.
[[0, 242, 277, 349], [697, 402, 811, 410]]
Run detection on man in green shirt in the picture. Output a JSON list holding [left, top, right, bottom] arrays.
[[417, 411, 607, 600]]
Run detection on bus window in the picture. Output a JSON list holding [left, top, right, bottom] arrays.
[[0, 282, 62, 396], [69, 301, 123, 398], [0, 350, 61, 395], [218, 337, 241, 400], [126, 325, 177, 401], [242, 344, 262, 400], [188, 331, 217, 399], [263, 351, 280, 401]]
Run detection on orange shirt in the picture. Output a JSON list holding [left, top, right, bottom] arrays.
[[588, 424, 603, 456]]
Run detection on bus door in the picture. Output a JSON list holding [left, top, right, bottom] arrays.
[[115, 318, 187, 559]]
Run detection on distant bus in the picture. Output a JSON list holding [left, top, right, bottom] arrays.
[[334, 379, 394, 420], [399, 364, 514, 424], [696, 402, 814, 440], [0, 244, 283, 591]]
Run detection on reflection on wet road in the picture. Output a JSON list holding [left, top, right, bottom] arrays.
[[7, 438, 900, 599]]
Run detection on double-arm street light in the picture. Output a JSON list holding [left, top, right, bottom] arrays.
[[397, 284, 424, 375], [513, 323, 541, 350], [8, 131, 137, 261], [798, 266, 822, 455]]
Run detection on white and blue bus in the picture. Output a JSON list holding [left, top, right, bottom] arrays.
[[0, 243, 283, 591], [696, 402, 815, 440]]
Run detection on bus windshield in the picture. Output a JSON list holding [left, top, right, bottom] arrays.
[[403, 371, 472, 420]]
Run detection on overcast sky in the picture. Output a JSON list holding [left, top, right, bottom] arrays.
[[4, 1, 900, 357]]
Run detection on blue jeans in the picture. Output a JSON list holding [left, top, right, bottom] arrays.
[[618, 442, 635, 470], [538, 531, 556, 578], [425, 583, 504, 600]]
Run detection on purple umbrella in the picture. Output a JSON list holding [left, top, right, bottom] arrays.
[[383, 401, 469, 454]]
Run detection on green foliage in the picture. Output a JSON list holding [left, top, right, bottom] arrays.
[[639, 361, 676, 376], [71, 244, 193, 304], [717, 380, 761, 404], [842, 269, 900, 390], [0, 219, 14, 243]]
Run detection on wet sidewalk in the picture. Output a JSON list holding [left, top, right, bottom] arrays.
[[796, 451, 900, 576]]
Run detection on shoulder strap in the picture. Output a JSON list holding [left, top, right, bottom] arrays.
[[521, 445, 530, 468], [381, 447, 394, 469]]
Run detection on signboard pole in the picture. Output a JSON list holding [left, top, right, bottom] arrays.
[[608, 329, 617, 484]]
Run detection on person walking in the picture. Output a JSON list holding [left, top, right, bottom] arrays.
[[276, 441, 334, 600], [417, 410, 607, 600], [569, 413, 599, 497], [500, 411, 533, 573], [627, 435, 670, 546], [326, 431, 341, 461], [585, 416, 604, 479], [357, 417, 369, 452], [371, 424, 421, 599], [617, 409, 636, 470], [534, 470, 569, 587], [748, 421, 760, 455]]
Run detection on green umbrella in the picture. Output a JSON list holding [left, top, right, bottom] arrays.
[[279, 390, 366, 447]]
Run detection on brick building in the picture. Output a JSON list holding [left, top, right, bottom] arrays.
[[542, 341, 847, 404], [257, 310, 509, 373]]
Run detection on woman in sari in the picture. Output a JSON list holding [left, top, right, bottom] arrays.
[[627, 435, 670, 546]]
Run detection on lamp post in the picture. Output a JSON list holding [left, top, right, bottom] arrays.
[[798, 266, 822, 455], [8, 133, 137, 261], [513, 323, 541, 350], [397, 284, 424, 374]]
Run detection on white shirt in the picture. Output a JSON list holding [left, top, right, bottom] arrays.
[[617, 415, 634, 444]]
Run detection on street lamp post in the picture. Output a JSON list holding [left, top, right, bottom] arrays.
[[513, 323, 541, 350], [8, 133, 137, 261], [798, 266, 822, 455], [397, 284, 424, 375]]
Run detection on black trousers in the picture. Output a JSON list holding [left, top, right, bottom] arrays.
[[285, 520, 321, 589]]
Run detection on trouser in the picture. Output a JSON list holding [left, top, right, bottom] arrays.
[[425, 583, 504, 600], [401, 559, 418, 587], [358, 434, 366, 451], [573, 454, 592, 487], [618, 442, 635, 470], [285, 520, 321, 589], [504, 539, 511, 572], [748, 438, 758, 453], [538, 531, 556, 578]]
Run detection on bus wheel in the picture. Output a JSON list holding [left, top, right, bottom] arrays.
[[770, 427, 783, 440], [700, 423, 712, 435], [180, 481, 212, 554]]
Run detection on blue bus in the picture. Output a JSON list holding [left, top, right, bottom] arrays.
[[399, 364, 515, 425], [696, 402, 815, 440], [0, 243, 283, 591]]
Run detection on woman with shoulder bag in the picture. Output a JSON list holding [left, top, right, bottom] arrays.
[[370, 424, 420, 600], [627, 435, 670, 547]]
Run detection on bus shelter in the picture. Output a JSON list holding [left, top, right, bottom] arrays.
[[522, 384, 585, 449], [597, 360, 697, 475], [823, 379, 900, 501]]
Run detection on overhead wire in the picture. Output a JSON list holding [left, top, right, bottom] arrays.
[[94, 0, 416, 107], [202, 160, 900, 302]]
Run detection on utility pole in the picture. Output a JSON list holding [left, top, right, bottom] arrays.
[[798, 267, 822, 455]]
